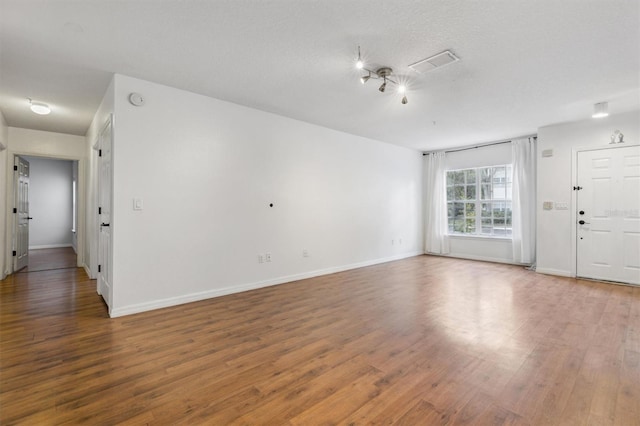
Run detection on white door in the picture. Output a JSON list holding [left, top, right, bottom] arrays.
[[13, 156, 30, 271], [97, 117, 113, 309], [577, 145, 640, 285]]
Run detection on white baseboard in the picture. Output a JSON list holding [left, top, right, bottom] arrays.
[[109, 251, 421, 318], [429, 252, 524, 266], [29, 244, 73, 250], [535, 267, 574, 277]]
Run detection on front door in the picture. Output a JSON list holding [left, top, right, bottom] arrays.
[[576, 145, 640, 285], [14, 156, 30, 271]]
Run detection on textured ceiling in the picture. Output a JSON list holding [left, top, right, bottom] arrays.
[[0, 0, 638, 151]]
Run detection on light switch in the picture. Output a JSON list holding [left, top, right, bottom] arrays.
[[133, 198, 143, 210], [543, 201, 553, 210]]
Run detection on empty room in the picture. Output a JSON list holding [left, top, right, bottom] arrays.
[[0, 0, 639, 424]]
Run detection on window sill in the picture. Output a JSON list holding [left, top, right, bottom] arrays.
[[448, 234, 512, 242]]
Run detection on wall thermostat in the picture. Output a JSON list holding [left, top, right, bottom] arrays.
[[128, 92, 145, 106]]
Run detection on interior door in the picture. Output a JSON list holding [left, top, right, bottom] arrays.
[[97, 117, 113, 309], [14, 156, 30, 271], [577, 145, 640, 285]]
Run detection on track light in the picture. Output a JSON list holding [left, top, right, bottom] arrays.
[[29, 99, 51, 115], [353, 47, 409, 105]]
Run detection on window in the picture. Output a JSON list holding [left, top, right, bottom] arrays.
[[446, 165, 512, 237]]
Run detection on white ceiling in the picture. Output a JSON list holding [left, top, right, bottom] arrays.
[[1, 0, 638, 151]]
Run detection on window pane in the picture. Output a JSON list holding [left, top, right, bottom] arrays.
[[465, 202, 476, 218], [454, 186, 465, 200], [448, 218, 455, 233], [481, 184, 492, 200], [493, 183, 505, 200], [481, 218, 493, 234], [506, 182, 512, 199], [466, 185, 476, 200], [492, 167, 505, 184], [453, 171, 464, 184], [447, 186, 454, 201], [465, 218, 476, 233], [481, 202, 491, 217], [447, 202, 455, 219], [480, 168, 491, 183], [447, 172, 455, 185], [466, 169, 476, 184], [454, 202, 464, 219]]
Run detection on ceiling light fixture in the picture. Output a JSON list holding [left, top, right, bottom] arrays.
[[592, 102, 609, 118], [355, 47, 408, 105], [29, 99, 51, 115]]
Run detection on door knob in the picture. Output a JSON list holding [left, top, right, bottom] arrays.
[[26, 217, 33, 220], [100, 223, 110, 227], [578, 220, 590, 225], [579, 210, 585, 215]]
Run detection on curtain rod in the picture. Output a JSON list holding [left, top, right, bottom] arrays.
[[422, 135, 537, 156]]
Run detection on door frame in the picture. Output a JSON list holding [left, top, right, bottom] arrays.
[[4, 151, 86, 276], [571, 143, 640, 278]]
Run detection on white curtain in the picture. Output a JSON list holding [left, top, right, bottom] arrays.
[[511, 138, 536, 264], [424, 152, 450, 254]]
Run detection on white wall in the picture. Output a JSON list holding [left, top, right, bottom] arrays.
[[3, 127, 86, 274], [536, 110, 640, 276], [426, 142, 518, 264], [0, 111, 8, 279], [85, 76, 115, 279], [23, 156, 73, 249], [106, 74, 423, 316]]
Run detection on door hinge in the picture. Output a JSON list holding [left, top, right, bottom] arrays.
[[98, 207, 102, 214], [99, 149, 102, 157], [13, 208, 17, 214], [98, 265, 101, 273], [14, 165, 18, 171], [12, 250, 17, 256], [573, 186, 583, 191]]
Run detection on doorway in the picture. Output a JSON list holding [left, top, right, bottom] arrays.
[[12, 155, 80, 273], [576, 144, 640, 285]]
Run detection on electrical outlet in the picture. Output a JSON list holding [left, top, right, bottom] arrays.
[[302, 249, 309, 257], [265, 252, 272, 262], [258, 254, 264, 264]]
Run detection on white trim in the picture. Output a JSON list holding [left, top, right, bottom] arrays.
[[109, 251, 421, 318], [29, 243, 73, 250], [429, 252, 523, 266], [535, 267, 573, 277]]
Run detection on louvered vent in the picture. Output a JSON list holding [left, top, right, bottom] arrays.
[[409, 50, 460, 74]]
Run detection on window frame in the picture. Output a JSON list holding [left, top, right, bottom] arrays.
[[446, 165, 513, 238]]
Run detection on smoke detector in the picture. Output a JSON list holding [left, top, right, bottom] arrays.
[[409, 50, 460, 74]]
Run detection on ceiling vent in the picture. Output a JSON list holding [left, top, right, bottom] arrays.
[[409, 50, 460, 74]]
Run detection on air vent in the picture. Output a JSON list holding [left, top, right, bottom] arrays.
[[409, 50, 460, 74]]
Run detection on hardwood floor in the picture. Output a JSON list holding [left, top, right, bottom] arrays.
[[17, 247, 77, 273], [1, 255, 639, 425]]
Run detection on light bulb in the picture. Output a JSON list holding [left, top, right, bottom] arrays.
[[360, 74, 371, 84], [379, 81, 386, 92], [398, 85, 406, 94], [356, 60, 363, 69]]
